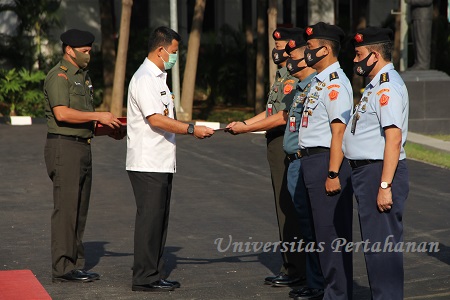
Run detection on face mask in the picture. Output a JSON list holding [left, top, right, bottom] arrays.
[[160, 48, 178, 70], [353, 52, 377, 77], [304, 46, 326, 67], [286, 58, 306, 75], [272, 48, 288, 65], [70, 49, 90, 69]]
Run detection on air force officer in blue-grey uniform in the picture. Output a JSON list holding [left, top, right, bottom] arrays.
[[283, 35, 325, 300], [343, 27, 409, 300], [299, 22, 354, 300]]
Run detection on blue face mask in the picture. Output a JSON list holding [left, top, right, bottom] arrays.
[[161, 47, 178, 70]]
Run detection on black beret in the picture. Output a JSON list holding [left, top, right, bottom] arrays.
[[285, 29, 307, 54], [60, 29, 95, 47], [353, 27, 394, 47], [303, 22, 345, 44], [273, 27, 304, 41]]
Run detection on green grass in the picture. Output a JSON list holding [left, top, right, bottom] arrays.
[[405, 142, 450, 169], [429, 134, 450, 141]]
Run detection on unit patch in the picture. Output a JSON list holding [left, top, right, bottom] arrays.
[[379, 94, 390, 106], [57, 73, 68, 80], [377, 88, 390, 95], [284, 84, 294, 94], [329, 90, 339, 101], [327, 84, 340, 90]]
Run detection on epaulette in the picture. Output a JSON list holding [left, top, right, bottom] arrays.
[[59, 65, 68, 72], [380, 72, 389, 84], [329, 72, 339, 81]]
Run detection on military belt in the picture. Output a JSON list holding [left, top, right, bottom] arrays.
[[348, 159, 382, 169], [286, 150, 301, 162], [47, 133, 91, 144], [299, 147, 330, 157]]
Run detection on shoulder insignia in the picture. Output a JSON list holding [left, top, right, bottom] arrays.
[[329, 72, 339, 81], [380, 72, 389, 84], [57, 73, 68, 80], [59, 65, 68, 72], [376, 88, 390, 96], [327, 84, 340, 90]]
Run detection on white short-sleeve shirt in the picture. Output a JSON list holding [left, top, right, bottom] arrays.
[[126, 58, 176, 173]]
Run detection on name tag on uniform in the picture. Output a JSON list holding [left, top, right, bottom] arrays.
[[302, 112, 309, 128], [289, 116, 296, 132], [268, 103, 273, 116], [160, 91, 166, 96]]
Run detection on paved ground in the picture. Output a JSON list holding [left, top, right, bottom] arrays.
[[0, 124, 449, 300]]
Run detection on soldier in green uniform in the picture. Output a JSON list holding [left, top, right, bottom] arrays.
[[44, 29, 123, 283], [227, 27, 306, 287]]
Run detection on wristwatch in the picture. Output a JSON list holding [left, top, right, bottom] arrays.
[[328, 171, 339, 179], [187, 123, 195, 135], [380, 181, 392, 189]]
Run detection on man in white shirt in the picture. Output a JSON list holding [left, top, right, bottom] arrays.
[[126, 26, 214, 293]]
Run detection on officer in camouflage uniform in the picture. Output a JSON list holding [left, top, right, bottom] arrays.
[[44, 29, 122, 283], [227, 27, 306, 287]]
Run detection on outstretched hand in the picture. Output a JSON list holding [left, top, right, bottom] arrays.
[[193, 125, 215, 139]]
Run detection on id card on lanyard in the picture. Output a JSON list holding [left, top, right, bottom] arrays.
[[289, 116, 296, 132], [267, 103, 273, 116], [301, 111, 309, 128]]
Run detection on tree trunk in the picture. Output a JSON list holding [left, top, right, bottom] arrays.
[[111, 0, 133, 117], [267, 0, 277, 87], [255, 0, 267, 113], [179, 0, 206, 121], [99, 0, 116, 112], [243, 0, 255, 107]]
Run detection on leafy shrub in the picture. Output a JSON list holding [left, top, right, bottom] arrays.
[[0, 68, 46, 117]]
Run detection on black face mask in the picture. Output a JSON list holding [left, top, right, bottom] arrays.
[[286, 58, 306, 75], [353, 52, 377, 77], [304, 46, 326, 67], [272, 48, 288, 65]]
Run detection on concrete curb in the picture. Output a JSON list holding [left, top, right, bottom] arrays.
[[407, 131, 450, 153]]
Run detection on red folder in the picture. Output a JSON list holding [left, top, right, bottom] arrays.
[[95, 117, 127, 136]]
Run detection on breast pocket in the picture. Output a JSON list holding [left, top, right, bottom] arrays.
[[69, 84, 87, 110], [72, 84, 86, 96]]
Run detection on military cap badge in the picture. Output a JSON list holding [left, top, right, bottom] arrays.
[[306, 27, 313, 36], [274, 31, 281, 39], [289, 40, 296, 48], [354, 33, 363, 43]]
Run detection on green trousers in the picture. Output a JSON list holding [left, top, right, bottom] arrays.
[[44, 137, 92, 277]]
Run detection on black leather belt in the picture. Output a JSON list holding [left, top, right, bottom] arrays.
[[47, 133, 91, 144], [348, 159, 382, 169], [286, 150, 301, 162], [299, 147, 330, 157]]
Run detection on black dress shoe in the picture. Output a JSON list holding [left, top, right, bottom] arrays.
[[132, 280, 175, 292], [272, 275, 305, 287], [82, 270, 100, 280], [293, 288, 324, 300], [52, 269, 94, 283], [264, 272, 285, 285], [161, 279, 180, 288], [290, 287, 308, 298]]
